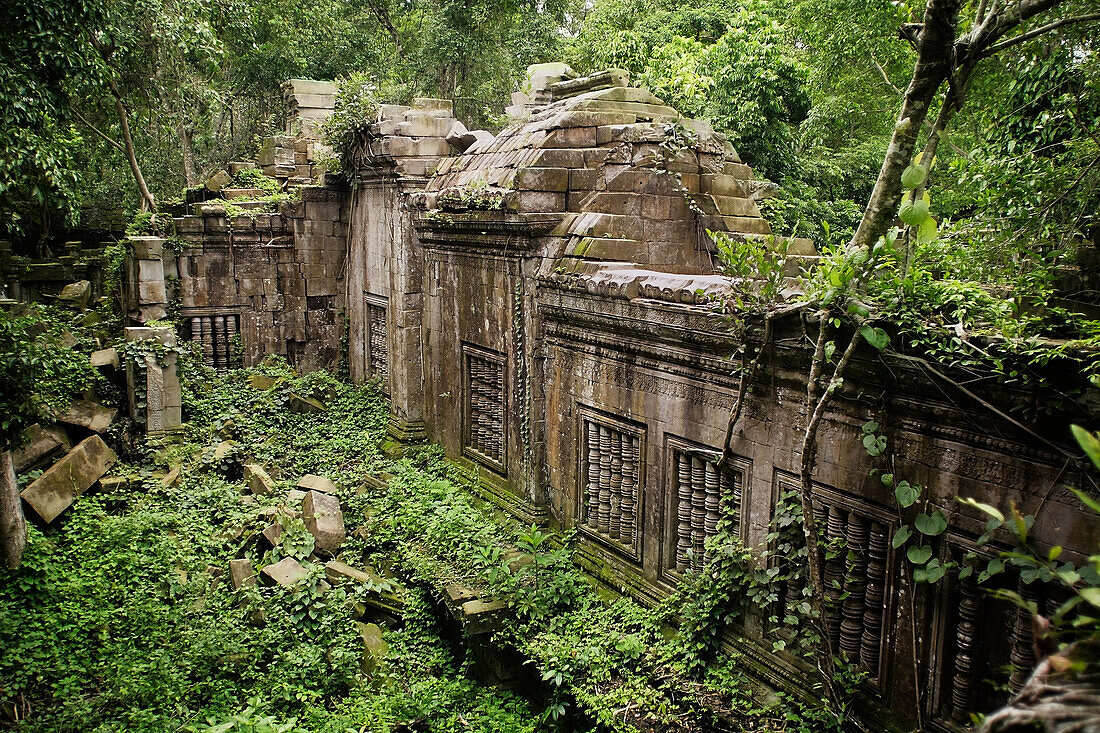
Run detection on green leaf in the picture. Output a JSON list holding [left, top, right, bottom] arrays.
[[900, 164, 927, 190], [860, 325, 889, 350], [1078, 587, 1100, 609], [1071, 424, 1100, 471], [916, 216, 938, 244], [1069, 486, 1100, 515], [894, 481, 920, 508], [907, 544, 932, 564], [957, 497, 1004, 522], [914, 510, 948, 536], [899, 198, 929, 226], [824, 341, 836, 361], [892, 526, 911, 548], [861, 420, 879, 434]]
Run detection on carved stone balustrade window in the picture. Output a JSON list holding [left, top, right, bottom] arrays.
[[463, 345, 506, 471], [187, 313, 241, 372], [772, 476, 896, 689], [365, 296, 388, 385], [579, 410, 644, 560], [666, 439, 746, 576], [927, 542, 1065, 726]]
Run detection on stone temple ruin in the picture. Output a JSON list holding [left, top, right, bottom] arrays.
[[116, 65, 1099, 728]]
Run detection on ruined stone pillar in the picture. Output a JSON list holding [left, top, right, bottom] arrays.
[[344, 98, 464, 446], [123, 326, 182, 432], [127, 236, 169, 322]]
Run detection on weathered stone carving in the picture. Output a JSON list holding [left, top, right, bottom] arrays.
[[465, 349, 506, 467], [671, 448, 741, 573], [188, 313, 241, 372], [367, 300, 389, 383], [580, 416, 641, 556]]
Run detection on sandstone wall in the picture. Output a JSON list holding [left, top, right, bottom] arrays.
[[171, 186, 347, 371], [154, 67, 1100, 729], [340, 68, 1099, 729]]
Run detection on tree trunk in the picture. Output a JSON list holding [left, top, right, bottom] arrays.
[[179, 123, 198, 189], [0, 450, 26, 569], [849, 0, 962, 253], [103, 73, 157, 213]]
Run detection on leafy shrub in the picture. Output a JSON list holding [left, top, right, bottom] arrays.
[[233, 168, 281, 195]]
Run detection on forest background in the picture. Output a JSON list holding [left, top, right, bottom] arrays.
[[2, 0, 1098, 290]]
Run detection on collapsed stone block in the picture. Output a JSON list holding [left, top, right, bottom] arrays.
[[57, 280, 91, 310], [90, 348, 120, 369], [12, 424, 65, 472], [161, 466, 182, 488], [296, 474, 337, 494], [459, 598, 509, 635], [302, 490, 345, 555], [205, 169, 233, 192], [444, 584, 478, 605], [98, 475, 129, 492], [287, 393, 326, 413], [21, 435, 117, 523], [244, 463, 275, 495], [212, 441, 235, 462], [260, 522, 283, 548], [229, 558, 256, 589], [323, 560, 405, 619], [248, 374, 278, 390], [355, 621, 389, 674], [129, 237, 164, 259], [260, 556, 309, 586]]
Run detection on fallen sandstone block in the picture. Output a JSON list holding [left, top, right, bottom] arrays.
[[90, 348, 120, 369], [57, 280, 91, 310], [459, 598, 509, 635], [12, 424, 65, 472], [229, 558, 255, 589], [356, 621, 389, 674], [21, 435, 117, 523], [244, 463, 275, 495], [287, 392, 326, 414], [260, 556, 309, 586], [161, 466, 182, 488], [296, 474, 337, 494], [58, 400, 118, 434], [302, 490, 345, 555], [260, 522, 283, 548]]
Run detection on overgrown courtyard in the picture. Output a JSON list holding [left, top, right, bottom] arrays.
[[0, 316, 837, 732]]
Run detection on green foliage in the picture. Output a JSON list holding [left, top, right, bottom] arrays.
[[0, 310, 45, 450], [0, 0, 97, 242], [321, 73, 384, 168], [233, 168, 281, 195], [0, 365, 543, 732], [126, 211, 172, 237], [0, 303, 109, 451]]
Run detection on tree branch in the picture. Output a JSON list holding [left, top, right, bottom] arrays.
[[718, 302, 804, 471], [979, 12, 1100, 57], [71, 109, 125, 153]]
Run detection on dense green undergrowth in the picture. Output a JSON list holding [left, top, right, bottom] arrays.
[[1, 356, 847, 732]]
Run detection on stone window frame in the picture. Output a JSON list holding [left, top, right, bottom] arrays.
[[769, 470, 899, 694], [923, 533, 1061, 727], [661, 436, 749, 582], [364, 293, 389, 392], [182, 307, 244, 372], [576, 406, 646, 563], [462, 343, 507, 474]]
